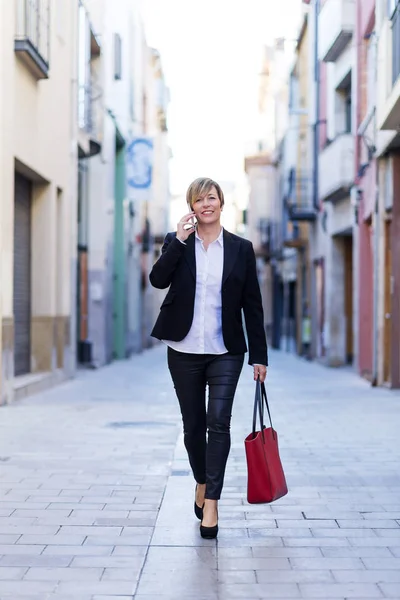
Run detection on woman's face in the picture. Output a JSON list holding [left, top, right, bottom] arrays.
[[191, 186, 222, 225]]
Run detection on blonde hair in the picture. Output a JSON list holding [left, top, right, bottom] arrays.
[[186, 177, 225, 210]]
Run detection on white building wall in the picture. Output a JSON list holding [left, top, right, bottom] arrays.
[[83, 0, 149, 363], [142, 49, 172, 349], [305, 0, 357, 367]]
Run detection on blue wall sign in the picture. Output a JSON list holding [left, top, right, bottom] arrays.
[[127, 137, 154, 190]]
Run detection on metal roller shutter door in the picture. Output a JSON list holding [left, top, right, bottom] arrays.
[[13, 173, 32, 376]]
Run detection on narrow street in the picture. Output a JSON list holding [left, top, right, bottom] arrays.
[[1, 346, 400, 599]]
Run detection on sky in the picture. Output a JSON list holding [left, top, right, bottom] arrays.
[[140, 0, 302, 195]]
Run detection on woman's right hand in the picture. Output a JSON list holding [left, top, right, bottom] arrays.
[[177, 212, 196, 242]]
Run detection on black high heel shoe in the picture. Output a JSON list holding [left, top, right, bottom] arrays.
[[194, 485, 204, 521], [200, 507, 218, 539]]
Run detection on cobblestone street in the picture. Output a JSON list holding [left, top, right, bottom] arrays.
[[1, 346, 400, 599]]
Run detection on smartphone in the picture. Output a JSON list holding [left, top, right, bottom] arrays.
[[183, 215, 197, 231]]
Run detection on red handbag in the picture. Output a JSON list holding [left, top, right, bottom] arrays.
[[244, 379, 288, 504]]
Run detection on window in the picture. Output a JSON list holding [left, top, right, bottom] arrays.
[[14, 0, 50, 79], [344, 89, 352, 133], [335, 75, 352, 136], [114, 34, 122, 80]]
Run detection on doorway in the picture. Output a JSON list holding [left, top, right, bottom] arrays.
[[113, 137, 126, 360], [343, 235, 353, 364], [383, 218, 392, 385], [314, 258, 325, 358], [13, 173, 32, 376], [77, 160, 91, 364]]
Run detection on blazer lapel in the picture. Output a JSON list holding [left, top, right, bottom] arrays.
[[222, 229, 240, 284], [184, 232, 196, 280]]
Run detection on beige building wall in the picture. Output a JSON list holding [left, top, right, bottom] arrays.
[[0, 1, 78, 403], [244, 155, 275, 337], [245, 156, 275, 252], [294, 18, 313, 354]]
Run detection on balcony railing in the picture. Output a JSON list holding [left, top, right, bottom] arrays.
[[393, 2, 400, 85], [286, 171, 316, 222], [14, 0, 50, 79]]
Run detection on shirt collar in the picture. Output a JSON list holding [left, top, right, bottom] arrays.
[[195, 227, 224, 247]]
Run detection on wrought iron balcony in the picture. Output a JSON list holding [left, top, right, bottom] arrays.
[[14, 0, 50, 79], [287, 198, 317, 222], [285, 171, 316, 222]]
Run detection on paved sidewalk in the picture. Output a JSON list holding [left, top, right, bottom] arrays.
[[0, 347, 400, 599]]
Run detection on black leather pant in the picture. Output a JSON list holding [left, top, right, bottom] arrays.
[[167, 348, 244, 500]]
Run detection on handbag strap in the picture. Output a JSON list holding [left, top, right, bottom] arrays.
[[252, 379, 264, 438], [260, 381, 274, 431], [252, 378, 275, 440]]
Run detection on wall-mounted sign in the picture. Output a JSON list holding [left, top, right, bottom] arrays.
[[126, 137, 154, 190]]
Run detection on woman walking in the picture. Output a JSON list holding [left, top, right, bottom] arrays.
[[149, 177, 268, 539]]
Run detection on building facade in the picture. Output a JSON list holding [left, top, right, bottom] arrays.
[[259, 15, 316, 357], [0, 0, 171, 403], [244, 44, 291, 345], [0, 0, 78, 403], [315, 0, 356, 368], [282, 15, 315, 358], [244, 152, 276, 341], [262, 0, 400, 390], [75, 0, 147, 368]]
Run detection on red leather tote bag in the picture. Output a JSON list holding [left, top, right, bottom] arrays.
[[244, 379, 288, 504]]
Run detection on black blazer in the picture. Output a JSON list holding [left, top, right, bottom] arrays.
[[149, 229, 268, 366]]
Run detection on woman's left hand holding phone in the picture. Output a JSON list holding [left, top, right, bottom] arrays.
[[177, 212, 196, 242]]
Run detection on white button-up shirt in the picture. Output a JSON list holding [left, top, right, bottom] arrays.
[[163, 228, 228, 355]]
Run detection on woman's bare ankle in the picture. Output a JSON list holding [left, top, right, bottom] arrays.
[[202, 499, 218, 526], [196, 483, 206, 507]]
